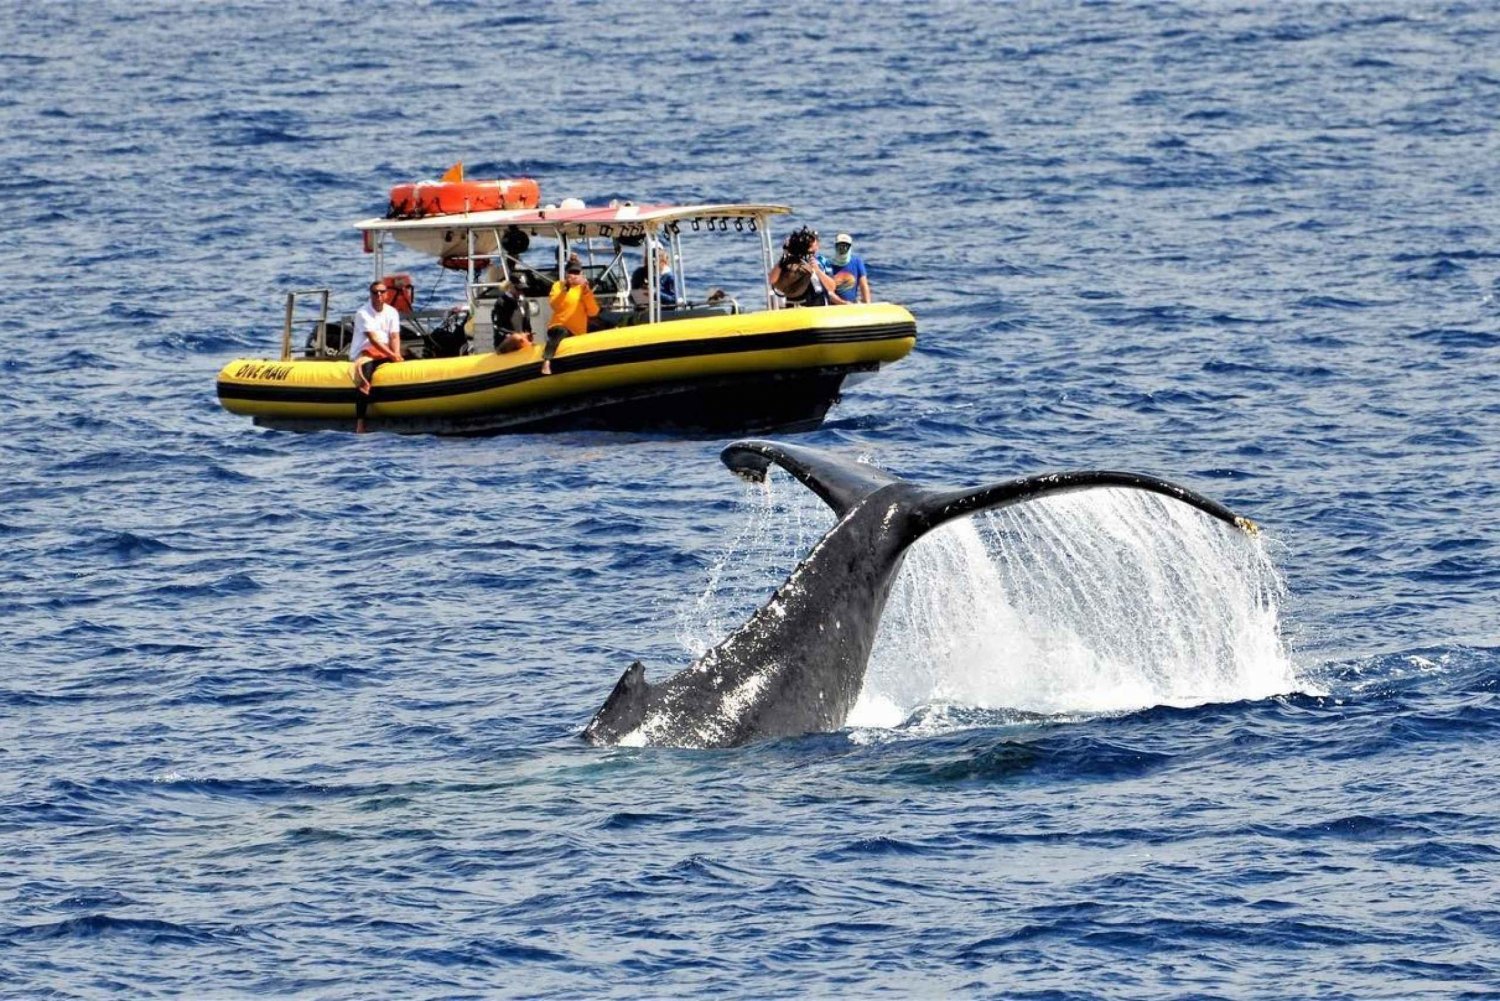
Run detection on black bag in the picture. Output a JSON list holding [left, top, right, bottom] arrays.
[[424, 309, 471, 358]]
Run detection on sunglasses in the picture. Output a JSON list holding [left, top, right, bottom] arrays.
[[371, 288, 389, 294]]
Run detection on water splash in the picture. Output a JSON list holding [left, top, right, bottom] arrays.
[[855, 488, 1309, 730], [677, 471, 1310, 739], [674, 477, 828, 660]]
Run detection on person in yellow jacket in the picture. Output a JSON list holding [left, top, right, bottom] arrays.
[[541, 260, 599, 375]]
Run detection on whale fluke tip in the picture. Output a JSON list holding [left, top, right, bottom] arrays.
[[720, 441, 774, 482], [720, 438, 903, 516], [582, 660, 652, 745]]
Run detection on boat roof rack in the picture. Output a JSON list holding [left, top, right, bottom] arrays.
[[354, 202, 792, 240]]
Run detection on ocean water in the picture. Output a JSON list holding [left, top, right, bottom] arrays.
[[2, 1, 1498, 998]]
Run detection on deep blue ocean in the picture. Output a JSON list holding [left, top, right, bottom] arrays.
[[3, 2, 1498, 998]]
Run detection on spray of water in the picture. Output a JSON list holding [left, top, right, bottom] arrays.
[[856, 488, 1306, 731], [678, 471, 1309, 739], [674, 477, 828, 660]]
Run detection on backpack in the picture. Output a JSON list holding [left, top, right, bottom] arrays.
[[423, 308, 471, 358]]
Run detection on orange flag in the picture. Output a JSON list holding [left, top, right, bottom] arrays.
[[440, 161, 464, 183]]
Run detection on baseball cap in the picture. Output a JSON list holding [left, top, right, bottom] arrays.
[[835, 233, 853, 246]]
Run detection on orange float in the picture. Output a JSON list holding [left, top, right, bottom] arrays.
[[438, 255, 489, 273], [387, 177, 540, 219]]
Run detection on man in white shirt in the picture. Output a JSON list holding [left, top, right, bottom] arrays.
[[350, 280, 403, 431]]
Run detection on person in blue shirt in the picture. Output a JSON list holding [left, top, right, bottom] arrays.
[[630, 248, 679, 309], [827, 232, 871, 303]]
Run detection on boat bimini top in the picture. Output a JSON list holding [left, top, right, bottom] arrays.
[[354, 202, 793, 325]]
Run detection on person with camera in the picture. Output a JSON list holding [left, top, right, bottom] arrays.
[[541, 260, 599, 375], [769, 227, 848, 307]]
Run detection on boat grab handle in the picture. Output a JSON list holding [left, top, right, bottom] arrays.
[[281, 288, 332, 361]]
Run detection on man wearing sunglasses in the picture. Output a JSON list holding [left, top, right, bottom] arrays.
[[349, 280, 404, 431]]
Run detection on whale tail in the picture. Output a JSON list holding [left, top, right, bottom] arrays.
[[720, 439, 1258, 538], [583, 661, 652, 745], [581, 441, 1260, 748]]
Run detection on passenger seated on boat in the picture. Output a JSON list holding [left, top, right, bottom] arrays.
[[769, 227, 846, 307], [541, 261, 598, 376], [349, 280, 403, 432], [350, 281, 402, 385], [629, 249, 679, 309], [491, 279, 533, 353]]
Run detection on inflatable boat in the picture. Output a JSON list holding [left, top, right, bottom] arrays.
[[216, 181, 917, 435]]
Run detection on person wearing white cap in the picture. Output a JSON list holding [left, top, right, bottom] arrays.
[[827, 232, 871, 304]]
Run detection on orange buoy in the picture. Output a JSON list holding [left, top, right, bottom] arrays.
[[386, 178, 541, 219]]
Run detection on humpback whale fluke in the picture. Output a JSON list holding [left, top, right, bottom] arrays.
[[584, 440, 1260, 749]]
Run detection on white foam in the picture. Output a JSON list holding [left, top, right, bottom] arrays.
[[859, 488, 1311, 728]]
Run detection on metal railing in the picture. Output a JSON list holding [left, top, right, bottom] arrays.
[[280, 288, 332, 361]]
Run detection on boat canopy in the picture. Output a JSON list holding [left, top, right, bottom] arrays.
[[354, 202, 791, 259], [355, 201, 795, 320]]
